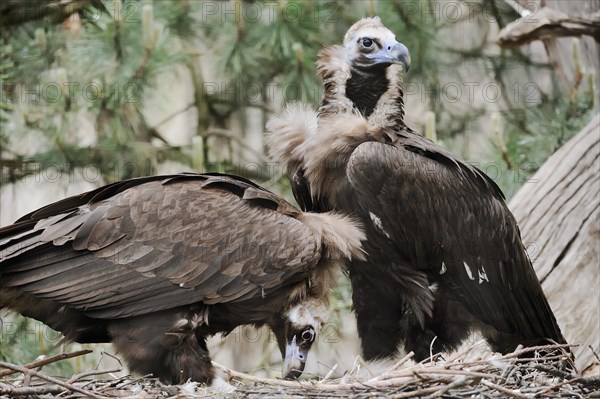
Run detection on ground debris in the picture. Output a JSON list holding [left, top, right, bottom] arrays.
[[1, 344, 599, 398], [223, 343, 599, 399]]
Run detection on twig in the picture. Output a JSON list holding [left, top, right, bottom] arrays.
[[409, 367, 502, 381], [212, 362, 307, 388], [214, 361, 500, 392], [214, 361, 411, 391], [354, 355, 377, 378], [0, 349, 93, 377], [319, 363, 338, 382], [151, 103, 196, 130], [1, 342, 594, 398], [98, 350, 124, 368], [429, 336, 439, 360], [388, 385, 450, 399], [433, 375, 471, 397], [0, 383, 66, 396], [589, 345, 600, 364], [481, 379, 532, 398], [444, 339, 487, 364], [115, 374, 154, 389], [368, 352, 415, 382], [0, 361, 107, 399], [390, 351, 415, 371], [205, 128, 270, 164], [67, 368, 122, 384], [537, 377, 588, 396], [499, 343, 577, 359]]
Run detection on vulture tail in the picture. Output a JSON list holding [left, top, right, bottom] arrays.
[[299, 212, 365, 262]]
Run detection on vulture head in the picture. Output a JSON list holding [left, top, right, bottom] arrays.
[[318, 17, 410, 128], [342, 17, 410, 71], [273, 298, 329, 379]]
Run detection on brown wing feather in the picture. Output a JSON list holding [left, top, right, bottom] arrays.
[[0, 174, 321, 319], [346, 138, 565, 343]]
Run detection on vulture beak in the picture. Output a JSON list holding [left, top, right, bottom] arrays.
[[273, 300, 326, 380], [366, 41, 411, 71], [282, 335, 308, 379]]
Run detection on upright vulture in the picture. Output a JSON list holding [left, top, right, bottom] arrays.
[[268, 17, 568, 362], [0, 173, 365, 383]]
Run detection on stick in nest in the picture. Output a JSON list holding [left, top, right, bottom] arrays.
[[0, 349, 92, 377], [67, 367, 123, 384], [0, 361, 107, 399], [0, 383, 66, 396], [215, 342, 590, 398]]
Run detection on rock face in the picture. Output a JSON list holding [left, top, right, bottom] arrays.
[[509, 114, 600, 375]]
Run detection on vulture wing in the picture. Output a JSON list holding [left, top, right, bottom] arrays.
[[0, 173, 321, 320], [344, 132, 565, 345]]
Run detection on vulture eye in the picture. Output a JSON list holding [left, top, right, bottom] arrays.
[[300, 328, 315, 343], [361, 37, 374, 49]]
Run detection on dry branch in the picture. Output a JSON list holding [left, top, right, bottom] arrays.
[[0, 361, 106, 399], [0, 383, 66, 396], [225, 344, 597, 398], [0, 349, 92, 377], [66, 367, 122, 384], [0, 343, 598, 398], [497, 7, 600, 47]]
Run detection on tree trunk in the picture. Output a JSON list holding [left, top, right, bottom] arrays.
[[509, 114, 599, 375]]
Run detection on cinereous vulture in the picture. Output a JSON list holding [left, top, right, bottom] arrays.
[[0, 173, 365, 383], [268, 17, 568, 363]]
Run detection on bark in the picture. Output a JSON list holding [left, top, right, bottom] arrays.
[[509, 114, 600, 374]]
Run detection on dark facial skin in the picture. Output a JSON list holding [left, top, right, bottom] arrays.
[[346, 37, 411, 117], [270, 315, 318, 379], [282, 325, 317, 379]]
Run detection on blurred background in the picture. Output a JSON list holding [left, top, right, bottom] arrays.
[[1, 0, 598, 380]]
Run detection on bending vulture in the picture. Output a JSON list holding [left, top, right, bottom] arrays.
[[0, 173, 364, 383], [268, 17, 568, 362]]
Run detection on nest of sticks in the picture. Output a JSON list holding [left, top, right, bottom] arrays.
[[0, 344, 598, 398]]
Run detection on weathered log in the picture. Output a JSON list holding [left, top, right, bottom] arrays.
[[499, 1, 599, 96], [497, 6, 600, 47], [509, 114, 600, 375]]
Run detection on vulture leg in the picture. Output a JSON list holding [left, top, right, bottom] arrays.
[[108, 311, 213, 384], [481, 329, 527, 354], [403, 295, 473, 361], [350, 273, 403, 360], [402, 325, 440, 362]]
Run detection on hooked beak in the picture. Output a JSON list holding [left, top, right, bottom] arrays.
[[366, 41, 411, 72], [282, 335, 308, 380]]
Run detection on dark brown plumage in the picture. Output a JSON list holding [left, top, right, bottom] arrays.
[[268, 17, 569, 363], [0, 173, 364, 383]]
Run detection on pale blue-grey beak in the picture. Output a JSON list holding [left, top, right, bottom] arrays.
[[366, 41, 411, 71], [282, 335, 307, 379]]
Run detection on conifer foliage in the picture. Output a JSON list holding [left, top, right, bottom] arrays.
[[0, 1, 595, 188]]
